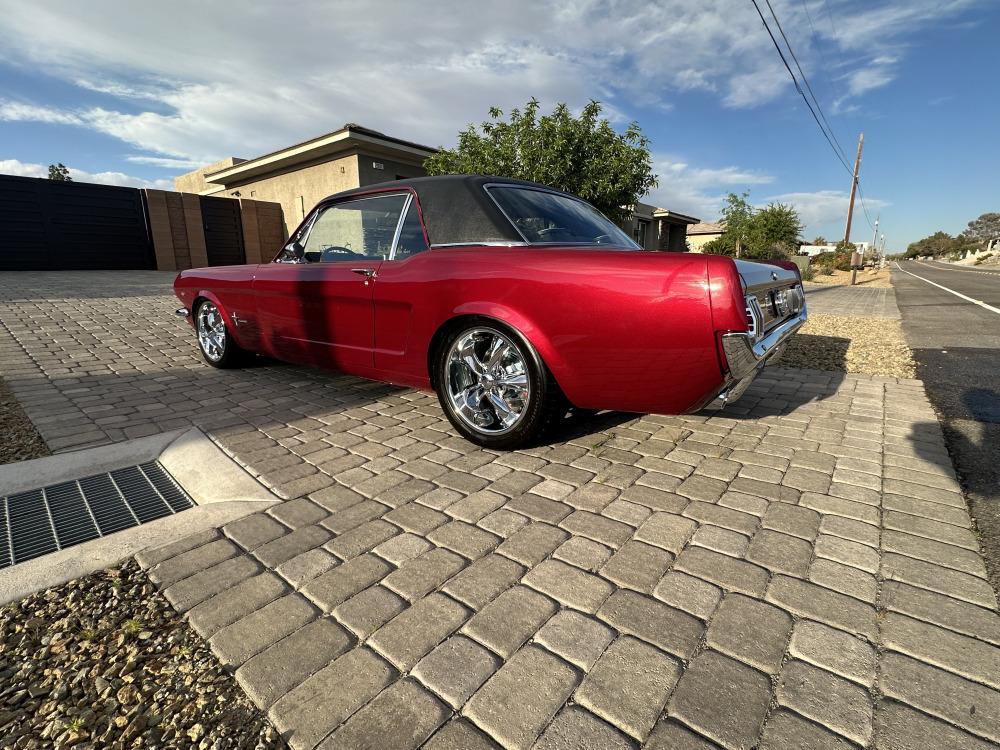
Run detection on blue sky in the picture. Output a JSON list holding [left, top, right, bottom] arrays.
[[0, 0, 995, 249]]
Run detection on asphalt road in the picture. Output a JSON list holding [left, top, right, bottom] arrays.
[[893, 259, 1000, 593]]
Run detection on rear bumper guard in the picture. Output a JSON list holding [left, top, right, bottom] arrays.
[[716, 307, 808, 404]]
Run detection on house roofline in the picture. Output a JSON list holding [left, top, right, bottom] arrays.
[[203, 124, 438, 185], [652, 208, 700, 224]]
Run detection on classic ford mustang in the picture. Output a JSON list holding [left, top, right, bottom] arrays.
[[174, 175, 806, 448]]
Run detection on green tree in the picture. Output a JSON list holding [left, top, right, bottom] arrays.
[[960, 212, 1000, 246], [424, 98, 657, 223], [47, 163, 72, 181], [904, 231, 955, 259], [700, 192, 751, 256], [745, 202, 803, 258], [702, 191, 802, 259], [811, 235, 828, 245]]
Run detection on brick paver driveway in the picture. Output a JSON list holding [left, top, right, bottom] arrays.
[[803, 283, 900, 318], [2, 271, 999, 750]]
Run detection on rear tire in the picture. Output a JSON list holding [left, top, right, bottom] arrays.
[[435, 320, 562, 449], [195, 299, 245, 368]]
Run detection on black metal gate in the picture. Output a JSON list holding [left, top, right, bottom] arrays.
[[200, 195, 246, 266], [0, 175, 155, 271]]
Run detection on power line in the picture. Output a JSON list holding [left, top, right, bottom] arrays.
[[748, 0, 852, 174], [797, 0, 841, 125], [750, 0, 877, 231], [857, 183, 876, 229], [764, 0, 849, 165]]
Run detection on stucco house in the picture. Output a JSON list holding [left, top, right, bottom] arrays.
[[622, 202, 700, 251], [176, 124, 437, 235], [685, 221, 725, 252]]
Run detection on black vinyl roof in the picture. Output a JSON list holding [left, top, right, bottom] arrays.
[[323, 175, 583, 246]]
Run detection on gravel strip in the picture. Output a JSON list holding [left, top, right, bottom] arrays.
[[0, 375, 49, 465], [780, 313, 916, 378], [807, 268, 893, 288], [0, 561, 286, 750]]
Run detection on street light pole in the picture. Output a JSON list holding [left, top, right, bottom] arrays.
[[870, 214, 880, 266]]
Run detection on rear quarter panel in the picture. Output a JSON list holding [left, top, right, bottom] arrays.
[[375, 247, 728, 414]]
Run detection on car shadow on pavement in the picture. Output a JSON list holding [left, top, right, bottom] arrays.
[[908, 388, 1000, 600]]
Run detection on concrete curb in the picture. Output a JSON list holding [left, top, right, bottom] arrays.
[[0, 428, 279, 605]]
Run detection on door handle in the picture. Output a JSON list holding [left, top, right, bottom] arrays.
[[350, 268, 376, 278]]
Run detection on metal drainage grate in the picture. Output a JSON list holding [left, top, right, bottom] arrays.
[[0, 462, 193, 569]]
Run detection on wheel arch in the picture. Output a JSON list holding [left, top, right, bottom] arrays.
[[426, 306, 567, 396], [190, 290, 245, 342]]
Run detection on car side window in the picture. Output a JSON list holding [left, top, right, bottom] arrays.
[[299, 194, 408, 263], [392, 201, 430, 260]]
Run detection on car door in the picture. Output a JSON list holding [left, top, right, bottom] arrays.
[[371, 194, 434, 378], [253, 192, 410, 372]]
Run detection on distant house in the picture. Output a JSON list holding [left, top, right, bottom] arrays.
[[622, 202, 700, 251], [798, 242, 871, 257], [176, 124, 437, 235], [685, 222, 725, 253]]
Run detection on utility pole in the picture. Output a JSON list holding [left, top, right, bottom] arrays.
[[870, 213, 880, 268], [846, 132, 864, 285]]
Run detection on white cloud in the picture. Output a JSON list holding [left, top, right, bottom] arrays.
[[124, 155, 203, 169], [762, 189, 890, 239], [0, 0, 980, 166], [644, 156, 775, 220], [0, 158, 173, 189], [0, 101, 83, 125]]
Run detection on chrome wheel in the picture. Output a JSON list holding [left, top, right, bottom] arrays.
[[196, 301, 227, 362], [445, 327, 530, 435]]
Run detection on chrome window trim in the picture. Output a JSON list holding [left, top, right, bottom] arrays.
[[296, 192, 411, 263], [483, 182, 642, 250], [387, 193, 413, 261]]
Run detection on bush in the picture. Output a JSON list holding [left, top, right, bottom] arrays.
[[801, 265, 815, 281], [814, 250, 853, 272], [700, 236, 733, 256]]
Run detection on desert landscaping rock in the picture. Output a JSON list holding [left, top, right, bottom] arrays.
[[781, 313, 916, 378], [0, 561, 283, 749], [0, 374, 49, 464]]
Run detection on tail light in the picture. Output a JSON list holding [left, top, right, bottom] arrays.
[[745, 295, 764, 339]]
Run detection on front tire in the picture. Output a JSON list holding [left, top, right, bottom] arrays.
[[435, 321, 562, 449], [195, 300, 244, 368]]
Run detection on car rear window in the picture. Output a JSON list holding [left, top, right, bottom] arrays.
[[487, 186, 640, 248]]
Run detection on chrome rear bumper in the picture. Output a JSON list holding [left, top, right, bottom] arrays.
[[716, 306, 808, 404]]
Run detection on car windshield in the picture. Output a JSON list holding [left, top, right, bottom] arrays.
[[487, 186, 641, 248]]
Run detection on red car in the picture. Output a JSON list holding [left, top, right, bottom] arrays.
[[174, 176, 806, 448]]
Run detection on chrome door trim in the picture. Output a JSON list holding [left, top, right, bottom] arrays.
[[387, 193, 413, 261]]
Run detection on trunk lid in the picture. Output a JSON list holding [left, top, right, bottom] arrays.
[[733, 259, 805, 339], [733, 259, 799, 293]]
